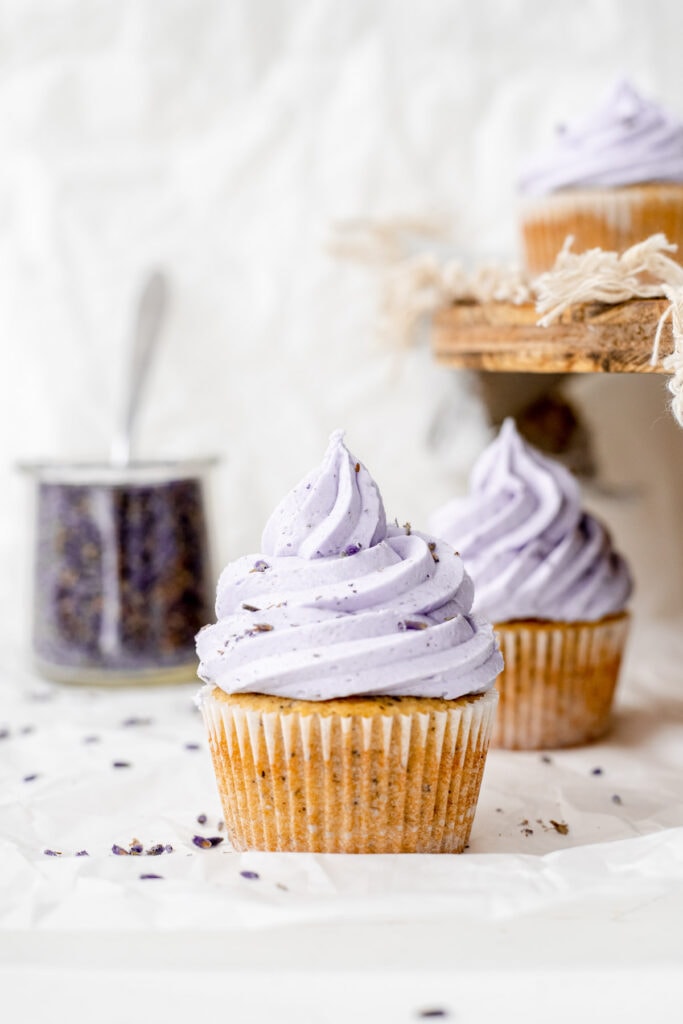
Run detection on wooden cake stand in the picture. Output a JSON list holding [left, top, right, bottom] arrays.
[[432, 297, 671, 374]]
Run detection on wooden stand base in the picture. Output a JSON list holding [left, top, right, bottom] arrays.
[[432, 297, 671, 373]]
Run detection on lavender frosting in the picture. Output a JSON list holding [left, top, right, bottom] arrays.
[[429, 420, 632, 624], [197, 430, 502, 700], [519, 79, 683, 197]]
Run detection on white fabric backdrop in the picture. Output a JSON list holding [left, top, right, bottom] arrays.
[[3, 0, 683, 640]]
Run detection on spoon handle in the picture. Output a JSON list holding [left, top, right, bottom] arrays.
[[110, 271, 168, 467]]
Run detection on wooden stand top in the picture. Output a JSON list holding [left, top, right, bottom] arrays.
[[432, 297, 671, 373]]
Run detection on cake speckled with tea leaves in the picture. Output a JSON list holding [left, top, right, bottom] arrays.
[[196, 430, 502, 853]]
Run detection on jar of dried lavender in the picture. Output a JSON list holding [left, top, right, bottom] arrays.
[[24, 460, 215, 685]]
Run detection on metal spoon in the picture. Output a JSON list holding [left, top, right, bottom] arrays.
[[110, 271, 168, 467]]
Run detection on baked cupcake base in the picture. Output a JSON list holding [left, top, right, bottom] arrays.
[[520, 183, 683, 274], [492, 611, 630, 750], [200, 686, 498, 853]]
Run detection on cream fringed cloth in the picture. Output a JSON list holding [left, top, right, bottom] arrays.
[[329, 224, 683, 427]]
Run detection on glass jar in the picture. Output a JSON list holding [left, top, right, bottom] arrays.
[[23, 460, 216, 685]]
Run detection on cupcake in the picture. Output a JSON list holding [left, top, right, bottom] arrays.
[[196, 430, 502, 853], [430, 419, 632, 750], [519, 79, 683, 274]]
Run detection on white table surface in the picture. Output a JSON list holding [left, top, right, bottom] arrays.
[[2, 618, 683, 1023]]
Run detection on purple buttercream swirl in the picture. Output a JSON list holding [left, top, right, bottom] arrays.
[[519, 79, 683, 197], [196, 431, 502, 700], [429, 420, 632, 624]]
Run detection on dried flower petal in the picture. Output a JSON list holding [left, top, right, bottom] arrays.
[[612, 794, 623, 805], [550, 820, 569, 835], [184, 742, 200, 751], [139, 874, 163, 880], [241, 603, 260, 613], [249, 560, 270, 573], [23, 774, 39, 783], [122, 717, 153, 727], [43, 849, 62, 857], [196, 814, 207, 825], [240, 870, 260, 880], [75, 850, 89, 857], [146, 844, 164, 856], [112, 844, 129, 856], [112, 761, 131, 769]]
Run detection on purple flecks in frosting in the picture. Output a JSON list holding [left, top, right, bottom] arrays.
[[519, 79, 683, 196], [196, 431, 502, 701], [429, 419, 632, 624]]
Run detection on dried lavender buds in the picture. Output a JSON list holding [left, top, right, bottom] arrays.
[[192, 835, 224, 849], [32, 472, 212, 679]]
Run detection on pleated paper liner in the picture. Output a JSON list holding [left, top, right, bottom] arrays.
[[492, 611, 630, 750], [200, 687, 498, 853], [520, 183, 683, 275]]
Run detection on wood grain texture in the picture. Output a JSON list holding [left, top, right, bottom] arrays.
[[432, 297, 672, 373]]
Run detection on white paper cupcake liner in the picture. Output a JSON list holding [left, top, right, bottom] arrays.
[[520, 184, 683, 274], [200, 688, 498, 853], [492, 612, 630, 750]]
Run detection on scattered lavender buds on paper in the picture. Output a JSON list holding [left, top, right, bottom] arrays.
[[43, 849, 62, 857], [192, 835, 224, 849], [240, 870, 260, 880]]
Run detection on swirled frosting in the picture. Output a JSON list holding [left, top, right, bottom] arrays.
[[197, 431, 502, 700], [429, 420, 632, 623], [519, 79, 683, 197]]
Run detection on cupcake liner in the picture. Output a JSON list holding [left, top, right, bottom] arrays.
[[200, 687, 498, 853], [492, 612, 630, 750], [520, 184, 683, 274]]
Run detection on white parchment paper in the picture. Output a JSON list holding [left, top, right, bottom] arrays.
[[2, 617, 682, 932]]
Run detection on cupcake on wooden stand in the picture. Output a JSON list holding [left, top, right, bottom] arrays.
[[519, 79, 683, 274]]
